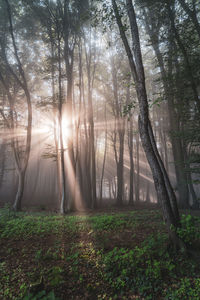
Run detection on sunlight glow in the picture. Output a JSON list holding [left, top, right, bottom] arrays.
[[32, 114, 72, 143], [62, 117, 71, 141]]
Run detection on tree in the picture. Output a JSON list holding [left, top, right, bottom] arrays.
[[0, 0, 32, 211], [139, 0, 200, 208], [178, 0, 200, 40], [112, 0, 182, 247]]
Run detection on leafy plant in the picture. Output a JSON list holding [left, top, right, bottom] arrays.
[[102, 234, 175, 297], [176, 214, 200, 244], [165, 278, 200, 299], [0, 203, 17, 225], [89, 214, 136, 231], [47, 267, 64, 287]]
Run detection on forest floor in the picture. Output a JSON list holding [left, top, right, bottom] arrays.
[[0, 206, 200, 299]]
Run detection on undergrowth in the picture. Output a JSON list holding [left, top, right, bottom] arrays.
[[0, 207, 200, 299]]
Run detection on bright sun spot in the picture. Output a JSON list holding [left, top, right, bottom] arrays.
[[34, 114, 72, 142]]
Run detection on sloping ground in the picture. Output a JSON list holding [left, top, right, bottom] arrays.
[[0, 208, 200, 299]]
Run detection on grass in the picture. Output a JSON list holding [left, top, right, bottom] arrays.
[[0, 206, 200, 299]]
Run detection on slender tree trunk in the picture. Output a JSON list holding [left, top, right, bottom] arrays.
[[49, 28, 61, 206], [145, 181, 150, 203], [13, 170, 25, 211], [163, 129, 169, 173], [111, 58, 125, 206], [57, 37, 66, 215], [135, 132, 140, 203], [116, 132, 124, 206], [100, 103, 108, 205], [128, 117, 135, 205], [63, 2, 76, 210], [0, 142, 6, 189], [126, 79, 135, 205], [85, 31, 97, 209]]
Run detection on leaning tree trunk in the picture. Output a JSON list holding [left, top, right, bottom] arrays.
[[112, 0, 183, 248]]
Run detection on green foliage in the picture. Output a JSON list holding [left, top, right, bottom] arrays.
[[0, 216, 59, 238], [66, 250, 80, 278], [0, 214, 78, 238], [176, 214, 200, 245], [0, 203, 17, 224], [148, 97, 163, 108], [123, 102, 136, 116], [1, 211, 200, 299], [165, 278, 200, 299], [102, 234, 175, 298], [35, 248, 60, 262], [22, 290, 57, 300], [47, 267, 64, 287], [89, 214, 136, 231], [35, 249, 43, 261]]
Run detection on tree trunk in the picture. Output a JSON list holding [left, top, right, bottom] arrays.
[[84, 30, 97, 209], [142, 8, 189, 208], [13, 170, 25, 211], [126, 79, 135, 206], [135, 132, 140, 203], [128, 117, 135, 205], [4, 0, 32, 211], [57, 36, 66, 215], [100, 103, 107, 205], [112, 0, 182, 247], [63, 2, 76, 210]]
